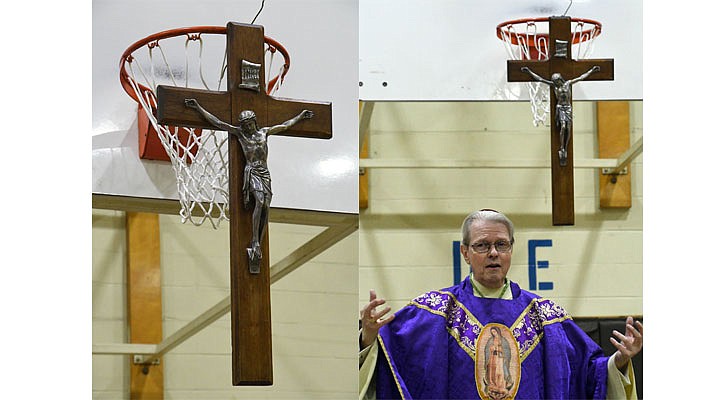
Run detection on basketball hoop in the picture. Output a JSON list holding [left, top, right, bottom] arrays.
[[496, 17, 602, 126], [120, 26, 291, 228]]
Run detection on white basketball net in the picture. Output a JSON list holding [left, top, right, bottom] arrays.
[[497, 19, 600, 126], [121, 29, 288, 228]]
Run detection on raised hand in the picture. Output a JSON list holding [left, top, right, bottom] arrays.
[[611, 316, 643, 371], [360, 289, 395, 348]]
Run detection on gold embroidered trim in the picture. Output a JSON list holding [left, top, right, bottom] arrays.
[[378, 335, 406, 399], [510, 298, 572, 362], [409, 290, 484, 361]]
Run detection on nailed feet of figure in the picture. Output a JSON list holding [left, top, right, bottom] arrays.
[[247, 244, 262, 274], [558, 148, 567, 166]]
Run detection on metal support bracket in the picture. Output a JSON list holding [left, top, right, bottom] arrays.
[[133, 355, 160, 365], [601, 166, 629, 184], [600, 136, 643, 176], [601, 167, 629, 176]]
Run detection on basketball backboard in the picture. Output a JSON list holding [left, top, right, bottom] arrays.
[[92, 0, 358, 214], [359, 0, 642, 101]]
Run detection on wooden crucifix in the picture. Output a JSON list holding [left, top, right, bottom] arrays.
[[507, 16, 613, 225], [156, 22, 332, 386]]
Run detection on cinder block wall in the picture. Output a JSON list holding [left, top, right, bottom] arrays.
[[92, 211, 358, 399], [92, 100, 642, 398], [359, 101, 643, 317]]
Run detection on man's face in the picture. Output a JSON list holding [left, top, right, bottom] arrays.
[[241, 118, 257, 131], [460, 220, 512, 289]]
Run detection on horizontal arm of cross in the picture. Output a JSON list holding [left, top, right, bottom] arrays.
[[507, 59, 614, 82], [267, 97, 332, 139], [157, 86, 231, 130], [156, 86, 332, 139]]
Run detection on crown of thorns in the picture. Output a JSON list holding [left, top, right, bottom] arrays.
[[239, 110, 257, 121]]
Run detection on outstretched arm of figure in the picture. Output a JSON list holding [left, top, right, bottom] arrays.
[[360, 289, 395, 349], [611, 316, 643, 372], [267, 110, 314, 136], [569, 65, 601, 84], [520, 67, 552, 85], [184, 98, 236, 131]]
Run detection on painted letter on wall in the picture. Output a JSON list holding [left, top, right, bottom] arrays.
[[528, 240, 553, 291]]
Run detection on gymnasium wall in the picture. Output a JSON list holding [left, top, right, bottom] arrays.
[[92, 211, 358, 398], [92, 100, 642, 397], [358, 101, 643, 318]]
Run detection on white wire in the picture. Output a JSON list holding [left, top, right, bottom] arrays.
[[266, 46, 274, 92], [196, 35, 212, 90], [217, 51, 227, 92]]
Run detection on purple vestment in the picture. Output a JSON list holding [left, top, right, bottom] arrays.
[[376, 277, 608, 399]]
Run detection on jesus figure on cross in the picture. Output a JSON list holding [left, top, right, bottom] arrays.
[[520, 65, 600, 166], [184, 98, 314, 273]]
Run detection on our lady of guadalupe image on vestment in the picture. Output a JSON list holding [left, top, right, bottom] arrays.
[[475, 323, 521, 400]]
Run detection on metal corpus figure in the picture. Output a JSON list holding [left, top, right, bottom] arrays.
[[184, 98, 314, 273], [520, 66, 600, 166]]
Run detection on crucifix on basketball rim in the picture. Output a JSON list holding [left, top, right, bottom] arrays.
[[507, 16, 614, 225], [156, 22, 332, 386]]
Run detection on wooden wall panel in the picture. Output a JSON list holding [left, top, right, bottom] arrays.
[[597, 101, 632, 208], [127, 212, 164, 399]]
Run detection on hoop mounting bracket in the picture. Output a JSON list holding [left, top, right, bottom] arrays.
[[133, 355, 160, 365], [601, 167, 629, 176]]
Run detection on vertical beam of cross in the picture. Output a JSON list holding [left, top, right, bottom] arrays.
[[507, 16, 614, 225]]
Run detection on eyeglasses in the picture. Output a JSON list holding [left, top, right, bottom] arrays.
[[468, 240, 512, 253]]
